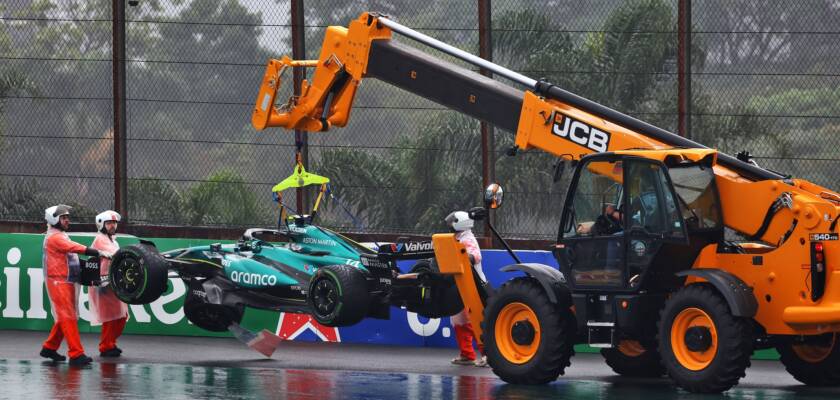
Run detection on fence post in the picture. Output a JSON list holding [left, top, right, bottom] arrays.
[[112, 0, 128, 219], [478, 0, 495, 248], [291, 0, 308, 213], [677, 0, 692, 138]]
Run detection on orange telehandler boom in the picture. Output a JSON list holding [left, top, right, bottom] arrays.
[[253, 12, 840, 393]]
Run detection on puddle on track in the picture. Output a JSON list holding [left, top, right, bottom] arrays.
[[0, 359, 836, 400]]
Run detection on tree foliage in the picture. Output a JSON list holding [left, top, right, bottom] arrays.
[[128, 169, 270, 226]]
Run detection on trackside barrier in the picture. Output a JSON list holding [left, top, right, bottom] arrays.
[[0, 233, 778, 359]]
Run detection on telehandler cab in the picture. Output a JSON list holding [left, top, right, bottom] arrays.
[[252, 12, 840, 393]]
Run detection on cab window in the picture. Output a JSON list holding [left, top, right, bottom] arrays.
[[563, 160, 624, 238], [625, 162, 684, 237], [668, 165, 722, 231]]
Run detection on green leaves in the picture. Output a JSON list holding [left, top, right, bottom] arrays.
[[315, 112, 482, 233], [128, 169, 270, 226], [128, 178, 187, 225], [583, 0, 676, 111], [184, 169, 265, 226], [0, 179, 50, 221]]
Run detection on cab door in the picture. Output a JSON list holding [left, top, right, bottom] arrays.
[[623, 160, 689, 288], [558, 157, 627, 289], [557, 156, 688, 291]]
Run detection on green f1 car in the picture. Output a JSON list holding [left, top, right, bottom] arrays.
[[107, 213, 464, 332]]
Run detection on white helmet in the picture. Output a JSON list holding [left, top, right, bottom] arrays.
[[445, 211, 474, 232], [95, 210, 122, 233], [44, 204, 72, 227]]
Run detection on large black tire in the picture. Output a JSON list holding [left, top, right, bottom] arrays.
[[108, 244, 169, 304], [406, 259, 464, 318], [601, 340, 665, 377], [308, 264, 370, 327], [777, 333, 840, 386], [482, 277, 575, 384], [658, 284, 753, 393]]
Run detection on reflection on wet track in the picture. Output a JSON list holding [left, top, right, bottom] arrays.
[[0, 359, 837, 399]]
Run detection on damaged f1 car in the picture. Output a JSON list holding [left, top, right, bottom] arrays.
[[108, 158, 480, 333], [107, 214, 468, 332]]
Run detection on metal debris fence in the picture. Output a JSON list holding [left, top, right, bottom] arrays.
[[1, 0, 838, 240]]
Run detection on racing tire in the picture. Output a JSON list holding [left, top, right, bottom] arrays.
[[482, 277, 575, 384], [776, 333, 840, 386], [601, 340, 665, 377], [658, 284, 753, 393], [308, 264, 370, 327], [108, 244, 169, 305], [406, 259, 463, 319]]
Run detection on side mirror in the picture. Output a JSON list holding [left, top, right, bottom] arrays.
[[484, 183, 504, 209]]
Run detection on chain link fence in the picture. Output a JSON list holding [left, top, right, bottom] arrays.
[[1, 0, 838, 240]]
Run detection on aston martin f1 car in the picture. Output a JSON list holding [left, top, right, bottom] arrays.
[[107, 214, 464, 332]]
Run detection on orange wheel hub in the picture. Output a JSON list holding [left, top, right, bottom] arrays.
[[792, 333, 837, 364], [495, 302, 541, 364], [671, 307, 718, 371]]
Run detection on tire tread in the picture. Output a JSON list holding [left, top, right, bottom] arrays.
[[658, 284, 753, 393], [482, 277, 575, 384]]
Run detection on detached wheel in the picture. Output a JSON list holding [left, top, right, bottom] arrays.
[[482, 277, 575, 384], [777, 333, 840, 386], [108, 244, 169, 304], [601, 340, 665, 377], [308, 264, 370, 327], [658, 284, 753, 393]]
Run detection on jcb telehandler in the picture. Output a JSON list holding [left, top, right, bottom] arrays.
[[251, 12, 840, 393]]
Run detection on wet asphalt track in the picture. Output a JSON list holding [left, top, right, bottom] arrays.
[[1, 330, 839, 399]]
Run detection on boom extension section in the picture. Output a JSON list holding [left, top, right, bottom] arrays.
[[253, 12, 778, 182]]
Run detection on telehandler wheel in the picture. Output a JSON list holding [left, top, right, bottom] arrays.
[[777, 333, 840, 386], [601, 340, 665, 377], [658, 284, 753, 393], [481, 277, 575, 385]]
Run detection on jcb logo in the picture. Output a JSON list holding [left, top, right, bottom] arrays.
[[551, 112, 610, 153]]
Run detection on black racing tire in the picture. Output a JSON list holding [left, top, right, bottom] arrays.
[[308, 264, 370, 327], [601, 340, 665, 377], [108, 244, 169, 305], [658, 284, 753, 393], [776, 333, 840, 386], [482, 277, 575, 385], [407, 259, 463, 318]]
